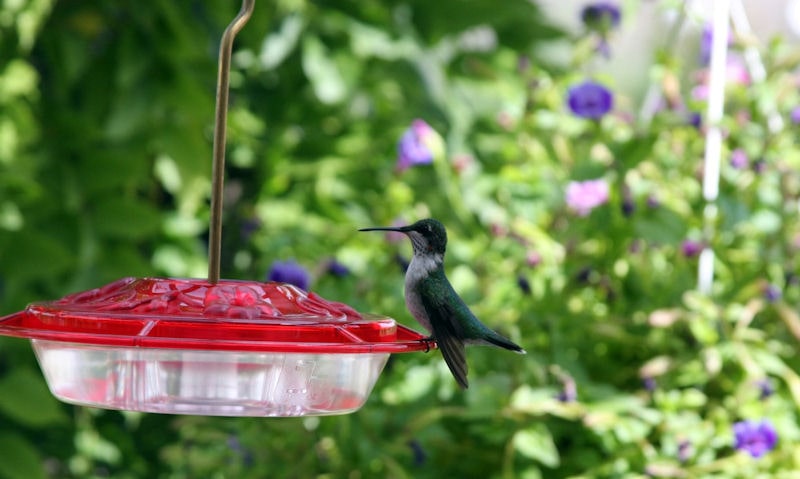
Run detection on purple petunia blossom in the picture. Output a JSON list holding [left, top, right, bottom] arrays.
[[700, 24, 732, 66], [733, 419, 778, 458], [621, 196, 635, 216], [677, 439, 692, 463], [556, 377, 577, 403], [581, 2, 621, 34], [567, 81, 614, 119], [752, 158, 767, 174], [266, 260, 310, 291], [730, 148, 748, 169], [790, 106, 800, 124], [692, 59, 751, 101], [681, 240, 704, 258], [688, 111, 702, 129], [326, 259, 350, 277], [526, 250, 542, 268], [756, 378, 774, 400], [240, 217, 262, 243], [642, 377, 657, 392], [517, 275, 532, 295], [385, 218, 409, 243], [396, 119, 438, 171], [407, 439, 428, 466], [764, 284, 782, 302], [565, 179, 609, 216]]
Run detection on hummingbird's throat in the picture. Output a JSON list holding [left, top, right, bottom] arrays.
[[408, 232, 429, 254]]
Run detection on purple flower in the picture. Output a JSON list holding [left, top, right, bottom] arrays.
[[642, 377, 657, 392], [267, 260, 310, 290], [575, 266, 592, 284], [733, 419, 778, 458], [752, 158, 767, 174], [764, 284, 782, 302], [677, 439, 692, 463], [567, 81, 614, 119], [407, 439, 427, 466], [526, 251, 542, 268], [621, 196, 635, 216], [557, 377, 577, 403], [756, 378, 774, 400], [396, 119, 440, 171], [385, 218, 409, 243], [581, 2, 621, 34], [565, 179, 609, 216], [326, 259, 350, 277], [517, 275, 531, 295], [239, 216, 262, 243], [227, 435, 254, 467], [699, 24, 732, 66], [692, 59, 751, 102], [517, 55, 531, 73], [688, 111, 702, 129], [730, 148, 748, 169], [394, 253, 410, 273], [681, 240, 703, 258], [790, 106, 800, 124]]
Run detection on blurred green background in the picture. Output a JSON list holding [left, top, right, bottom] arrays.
[[2, 0, 800, 477]]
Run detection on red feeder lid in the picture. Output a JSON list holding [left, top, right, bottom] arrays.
[[0, 277, 432, 354]]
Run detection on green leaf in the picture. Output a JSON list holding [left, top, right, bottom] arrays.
[[613, 134, 658, 171], [0, 60, 39, 100], [748, 209, 781, 234], [634, 206, 688, 244], [258, 14, 304, 69], [302, 36, 346, 105], [93, 197, 162, 239], [0, 230, 74, 281], [406, 0, 562, 46], [0, 432, 46, 479], [0, 368, 67, 428], [513, 424, 560, 468]]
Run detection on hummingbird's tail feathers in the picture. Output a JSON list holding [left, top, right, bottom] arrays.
[[483, 330, 526, 354], [435, 333, 469, 389]]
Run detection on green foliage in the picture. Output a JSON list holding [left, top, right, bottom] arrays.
[[2, 0, 800, 477]]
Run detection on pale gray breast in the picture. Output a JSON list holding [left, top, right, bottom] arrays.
[[403, 254, 440, 334]]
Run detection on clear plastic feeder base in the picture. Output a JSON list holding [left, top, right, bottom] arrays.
[[33, 340, 388, 416]]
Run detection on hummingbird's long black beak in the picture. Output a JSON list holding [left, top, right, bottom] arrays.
[[359, 226, 409, 233]]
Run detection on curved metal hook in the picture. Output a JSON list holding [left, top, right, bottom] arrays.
[[208, 0, 255, 283]]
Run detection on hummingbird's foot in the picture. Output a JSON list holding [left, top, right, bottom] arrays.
[[423, 335, 436, 353]]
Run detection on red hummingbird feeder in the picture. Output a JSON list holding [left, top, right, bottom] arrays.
[[0, 0, 431, 416]]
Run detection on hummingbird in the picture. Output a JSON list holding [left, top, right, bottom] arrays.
[[360, 218, 525, 389]]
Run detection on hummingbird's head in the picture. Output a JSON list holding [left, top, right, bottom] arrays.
[[360, 218, 448, 256]]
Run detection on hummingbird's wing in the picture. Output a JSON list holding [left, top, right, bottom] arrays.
[[418, 274, 469, 389]]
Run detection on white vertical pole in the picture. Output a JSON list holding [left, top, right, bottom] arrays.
[[698, 0, 731, 295]]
